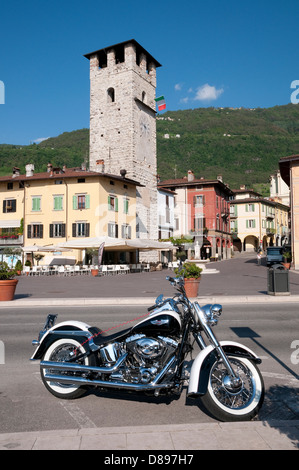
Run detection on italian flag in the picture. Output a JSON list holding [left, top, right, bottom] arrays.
[[155, 95, 166, 111]]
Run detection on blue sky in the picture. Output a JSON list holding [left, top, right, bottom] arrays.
[[0, 0, 298, 145]]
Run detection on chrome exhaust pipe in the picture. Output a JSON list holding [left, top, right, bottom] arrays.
[[40, 353, 128, 375], [41, 356, 176, 392]]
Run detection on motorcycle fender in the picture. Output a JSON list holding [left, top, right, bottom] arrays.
[[30, 320, 92, 360], [187, 341, 262, 397]]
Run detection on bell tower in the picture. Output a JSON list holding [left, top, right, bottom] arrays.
[[84, 40, 161, 241]]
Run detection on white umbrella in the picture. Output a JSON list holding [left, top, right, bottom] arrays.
[[36, 245, 73, 252], [21, 245, 44, 252], [57, 236, 126, 250]]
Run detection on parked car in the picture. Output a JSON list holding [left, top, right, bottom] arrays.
[[266, 246, 284, 266]]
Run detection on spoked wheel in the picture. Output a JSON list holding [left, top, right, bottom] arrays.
[[200, 356, 264, 422], [41, 339, 94, 399]]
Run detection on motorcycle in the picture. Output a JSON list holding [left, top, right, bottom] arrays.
[[31, 275, 264, 422]]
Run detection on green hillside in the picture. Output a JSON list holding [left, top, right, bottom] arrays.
[[1, 104, 298, 195]]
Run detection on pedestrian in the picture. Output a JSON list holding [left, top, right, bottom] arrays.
[[257, 251, 261, 265]]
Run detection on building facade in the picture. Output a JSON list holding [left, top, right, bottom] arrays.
[[230, 188, 289, 252], [0, 164, 139, 265], [279, 154, 299, 269], [158, 172, 233, 260]]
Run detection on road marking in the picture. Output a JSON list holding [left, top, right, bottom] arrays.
[[262, 371, 299, 386], [59, 401, 97, 429]]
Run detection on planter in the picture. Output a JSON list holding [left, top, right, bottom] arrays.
[[91, 269, 99, 277], [0, 279, 18, 301], [184, 278, 200, 298], [282, 262, 291, 269]]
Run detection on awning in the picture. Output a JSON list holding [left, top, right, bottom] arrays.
[[0, 219, 21, 228], [57, 237, 173, 251]]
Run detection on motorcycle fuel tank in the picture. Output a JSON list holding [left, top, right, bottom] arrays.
[[132, 310, 181, 337]]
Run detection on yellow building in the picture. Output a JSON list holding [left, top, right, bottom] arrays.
[[230, 188, 289, 252], [0, 164, 140, 265]]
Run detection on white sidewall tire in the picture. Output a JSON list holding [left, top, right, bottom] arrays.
[[41, 338, 89, 396], [204, 356, 264, 420]]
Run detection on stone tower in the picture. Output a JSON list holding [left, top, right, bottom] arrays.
[[84, 39, 161, 241]]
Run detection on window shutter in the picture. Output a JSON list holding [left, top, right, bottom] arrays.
[[27, 225, 32, 238], [61, 224, 66, 237], [39, 225, 43, 238], [73, 196, 78, 210], [85, 194, 90, 209], [72, 223, 76, 237], [128, 225, 131, 239], [115, 224, 118, 238], [86, 223, 90, 237], [115, 197, 118, 212], [246, 220, 248, 228], [108, 195, 111, 210], [49, 224, 53, 238], [245, 204, 248, 212]]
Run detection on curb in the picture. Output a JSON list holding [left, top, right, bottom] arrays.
[[1, 294, 299, 307]]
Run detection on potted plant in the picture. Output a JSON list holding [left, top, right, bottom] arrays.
[[174, 262, 202, 298], [282, 251, 292, 269], [0, 261, 18, 301], [15, 260, 23, 275]]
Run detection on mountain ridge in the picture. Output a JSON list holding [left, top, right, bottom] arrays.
[[1, 103, 298, 195]]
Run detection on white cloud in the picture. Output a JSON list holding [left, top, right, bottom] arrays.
[[180, 97, 189, 103], [174, 83, 182, 91], [195, 83, 224, 101], [33, 137, 50, 144]]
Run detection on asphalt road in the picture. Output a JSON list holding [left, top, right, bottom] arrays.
[[0, 303, 298, 434]]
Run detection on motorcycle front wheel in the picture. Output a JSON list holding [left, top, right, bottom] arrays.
[[200, 356, 264, 422], [41, 338, 94, 399]]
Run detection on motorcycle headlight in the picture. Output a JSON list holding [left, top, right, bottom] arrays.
[[201, 304, 222, 326]]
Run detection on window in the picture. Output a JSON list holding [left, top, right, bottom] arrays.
[[193, 195, 205, 206], [108, 222, 118, 238], [246, 204, 255, 212], [7, 182, 13, 190], [32, 196, 41, 211], [108, 195, 118, 211], [107, 87, 115, 103], [27, 224, 43, 238], [121, 224, 131, 239], [194, 216, 206, 231], [73, 194, 90, 210], [53, 195, 63, 211], [49, 223, 66, 238], [246, 219, 256, 228], [3, 199, 16, 213], [72, 222, 90, 237]]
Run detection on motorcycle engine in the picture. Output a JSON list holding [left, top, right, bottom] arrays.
[[100, 334, 178, 385]]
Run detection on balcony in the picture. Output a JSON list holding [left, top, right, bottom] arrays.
[[0, 235, 23, 246]]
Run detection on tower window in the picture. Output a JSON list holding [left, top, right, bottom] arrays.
[[107, 87, 115, 103], [142, 91, 146, 103]]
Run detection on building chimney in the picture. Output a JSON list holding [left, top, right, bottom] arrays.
[[12, 167, 20, 178], [25, 164, 34, 177], [96, 159, 105, 173], [217, 175, 223, 182], [47, 163, 53, 173], [187, 170, 195, 182], [120, 169, 127, 178]]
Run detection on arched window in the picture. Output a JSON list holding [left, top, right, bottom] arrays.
[[107, 87, 115, 103]]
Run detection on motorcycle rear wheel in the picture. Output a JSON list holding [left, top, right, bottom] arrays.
[[200, 355, 264, 422], [41, 338, 94, 399]]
